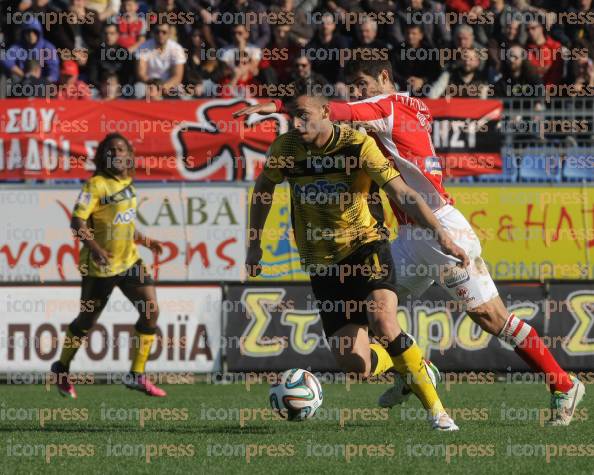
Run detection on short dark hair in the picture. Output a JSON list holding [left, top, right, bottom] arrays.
[[283, 77, 328, 109], [344, 59, 394, 83]]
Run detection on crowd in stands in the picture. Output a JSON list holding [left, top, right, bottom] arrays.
[[0, 0, 593, 100]]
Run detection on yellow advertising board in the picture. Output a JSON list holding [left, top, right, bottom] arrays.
[[449, 185, 593, 280], [250, 184, 594, 281]]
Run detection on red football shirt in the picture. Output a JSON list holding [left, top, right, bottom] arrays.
[[274, 93, 451, 224]]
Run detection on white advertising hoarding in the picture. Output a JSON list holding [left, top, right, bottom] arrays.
[[0, 185, 247, 282], [0, 286, 222, 372]]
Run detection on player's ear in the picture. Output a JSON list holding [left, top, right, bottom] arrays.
[[321, 102, 330, 119]]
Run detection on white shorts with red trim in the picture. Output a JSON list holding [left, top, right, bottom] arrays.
[[390, 205, 499, 309]]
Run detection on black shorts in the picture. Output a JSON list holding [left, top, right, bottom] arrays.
[[81, 259, 154, 305], [308, 240, 397, 338]]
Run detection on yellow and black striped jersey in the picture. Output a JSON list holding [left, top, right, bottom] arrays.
[[72, 172, 140, 277], [262, 124, 400, 267]]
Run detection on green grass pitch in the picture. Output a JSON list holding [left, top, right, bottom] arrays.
[[1, 380, 592, 474]]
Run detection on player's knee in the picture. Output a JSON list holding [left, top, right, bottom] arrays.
[[138, 300, 159, 325], [147, 302, 160, 324]]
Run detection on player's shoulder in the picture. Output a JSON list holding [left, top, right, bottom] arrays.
[[83, 173, 117, 193], [83, 174, 104, 190], [269, 129, 302, 155], [336, 124, 372, 147]]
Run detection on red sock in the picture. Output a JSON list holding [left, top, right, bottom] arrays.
[[499, 315, 573, 393]]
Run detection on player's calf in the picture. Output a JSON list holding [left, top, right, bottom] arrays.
[[126, 319, 166, 397]]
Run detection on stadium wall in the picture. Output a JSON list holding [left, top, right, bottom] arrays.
[[0, 183, 592, 372]]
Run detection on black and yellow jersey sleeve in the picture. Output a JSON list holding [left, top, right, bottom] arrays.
[[72, 179, 101, 220], [262, 139, 286, 185], [360, 135, 400, 187], [73, 173, 140, 278], [272, 124, 395, 268]]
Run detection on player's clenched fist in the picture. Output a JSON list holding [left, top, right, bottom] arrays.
[[245, 246, 263, 277], [437, 231, 470, 268]]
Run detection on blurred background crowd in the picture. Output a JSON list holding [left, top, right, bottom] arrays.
[[0, 0, 593, 100]]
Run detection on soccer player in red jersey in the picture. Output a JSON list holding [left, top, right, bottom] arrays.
[[234, 60, 585, 426]]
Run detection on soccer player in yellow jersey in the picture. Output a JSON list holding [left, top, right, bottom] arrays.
[[51, 133, 166, 398], [246, 83, 469, 431]]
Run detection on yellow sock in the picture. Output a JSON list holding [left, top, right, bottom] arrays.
[[59, 328, 86, 369], [130, 331, 156, 374], [391, 343, 445, 417], [369, 343, 394, 376]]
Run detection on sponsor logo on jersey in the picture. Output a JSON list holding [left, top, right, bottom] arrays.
[[113, 207, 136, 224], [76, 191, 91, 206], [456, 286, 469, 299], [293, 180, 349, 204], [424, 156, 442, 176]]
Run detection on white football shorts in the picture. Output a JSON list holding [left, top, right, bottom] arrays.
[[390, 204, 499, 309]]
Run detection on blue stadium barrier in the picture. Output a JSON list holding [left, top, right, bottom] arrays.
[[476, 154, 518, 182], [446, 176, 475, 183], [563, 147, 594, 182], [518, 149, 562, 183]]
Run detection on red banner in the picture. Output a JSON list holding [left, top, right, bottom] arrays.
[[0, 98, 502, 181]]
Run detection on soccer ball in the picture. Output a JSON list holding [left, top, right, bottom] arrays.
[[269, 368, 323, 421]]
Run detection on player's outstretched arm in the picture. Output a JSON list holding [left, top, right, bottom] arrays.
[[246, 173, 277, 277], [233, 101, 278, 118], [382, 176, 469, 268], [233, 99, 390, 132]]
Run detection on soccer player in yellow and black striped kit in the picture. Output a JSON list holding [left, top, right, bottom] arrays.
[[51, 133, 166, 398], [246, 83, 469, 430]]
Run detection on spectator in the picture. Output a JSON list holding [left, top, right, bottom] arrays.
[[486, 0, 519, 42], [220, 24, 270, 85], [567, 0, 594, 52], [526, 19, 564, 85], [216, 0, 271, 49], [145, 78, 164, 101], [136, 23, 186, 97], [48, 0, 103, 69], [454, 24, 485, 51], [568, 43, 594, 93], [351, 16, 388, 51], [86, 0, 121, 21], [391, 0, 451, 48], [291, 55, 328, 85], [303, 13, 349, 86], [431, 48, 490, 98], [487, 16, 526, 73], [9, 59, 50, 98], [1, 17, 59, 83], [100, 71, 121, 99], [55, 60, 92, 99], [269, 0, 314, 47], [446, 0, 488, 14], [392, 24, 441, 95], [220, 24, 262, 69], [183, 27, 227, 95], [268, 24, 301, 84], [117, 0, 147, 52], [89, 23, 135, 88], [493, 44, 543, 96], [151, 0, 193, 48]]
